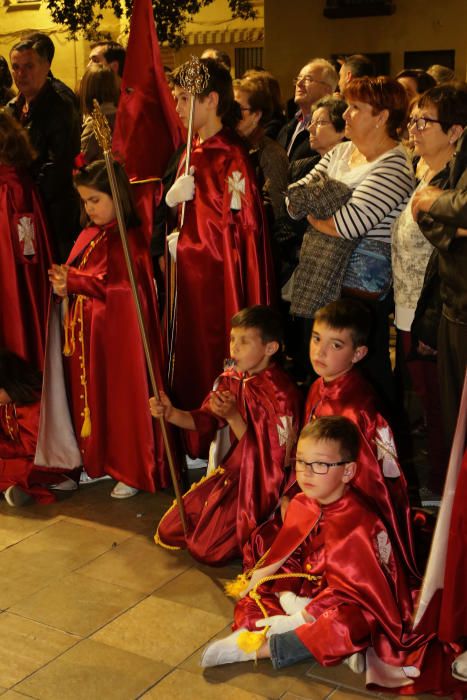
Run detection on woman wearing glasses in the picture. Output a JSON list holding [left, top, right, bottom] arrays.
[[391, 84, 467, 499]]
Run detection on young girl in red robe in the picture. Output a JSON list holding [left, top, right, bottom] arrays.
[[45, 160, 169, 498], [0, 350, 58, 505]]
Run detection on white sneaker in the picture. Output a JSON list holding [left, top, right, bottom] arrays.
[[344, 652, 366, 674], [80, 470, 112, 485], [50, 476, 79, 491], [4, 485, 33, 507], [185, 456, 208, 470], [110, 481, 139, 499], [200, 630, 257, 668]]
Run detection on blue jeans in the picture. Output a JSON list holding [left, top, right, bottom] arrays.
[[269, 631, 313, 669]]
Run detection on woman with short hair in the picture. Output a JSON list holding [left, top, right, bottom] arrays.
[[391, 84, 467, 496]]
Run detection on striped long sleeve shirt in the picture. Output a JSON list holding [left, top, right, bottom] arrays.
[[288, 142, 415, 242]]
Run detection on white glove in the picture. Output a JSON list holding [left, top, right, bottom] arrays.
[[255, 611, 305, 637], [452, 650, 467, 681], [167, 231, 179, 261], [165, 166, 195, 207], [279, 591, 313, 615]]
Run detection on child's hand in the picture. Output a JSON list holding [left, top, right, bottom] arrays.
[[209, 390, 239, 420], [48, 264, 69, 297], [149, 391, 173, 420]]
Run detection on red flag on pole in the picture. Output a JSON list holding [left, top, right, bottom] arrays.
[[413, 371, 467, 640], [113, 0, 186, 241]]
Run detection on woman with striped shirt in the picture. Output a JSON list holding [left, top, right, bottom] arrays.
[[287, 77, 415, 412]]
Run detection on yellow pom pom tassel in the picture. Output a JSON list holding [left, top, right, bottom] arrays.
[[81, 406, 92, 438], [237, 629, 267, 653], [224, 574, 249, 599]]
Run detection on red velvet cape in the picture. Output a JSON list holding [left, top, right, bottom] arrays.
[[170, 128, 275, 411], [156, 364, 302, 565], [0, 164, 53, 369], [62, 223, 170, 491], [235, 491, 465, 696]]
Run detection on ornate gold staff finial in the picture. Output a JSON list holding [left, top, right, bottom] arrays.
[[91, 99, 113, 153], [179, 55, 210, 97]]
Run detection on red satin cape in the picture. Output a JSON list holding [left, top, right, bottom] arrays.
[[0, 402, 58, 503], [63, 223, 171, 491], [170, 128, 275, 411], [156, 364, 302, 564], [0, 165, 53, 370], [235, 491, 465, 696], [243, 369, 418, 579]]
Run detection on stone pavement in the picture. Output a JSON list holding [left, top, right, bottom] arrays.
[[0, 482, 447, 700]]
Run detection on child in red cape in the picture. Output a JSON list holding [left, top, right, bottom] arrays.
[[151, 306, 302, 566], [43, 160, 169, 498], [201, 417, 465, 697], [245, 299, 418, 578]]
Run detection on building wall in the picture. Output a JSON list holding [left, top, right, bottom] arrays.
[[0, 0, 264, 90], [0, 3, 124, 91], [162, 0, 264, 75], [264, 0, 467, 103]]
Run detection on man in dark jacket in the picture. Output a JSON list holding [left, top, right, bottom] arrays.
[[8, 36, 80, 261], [276, 58, 337, 163]]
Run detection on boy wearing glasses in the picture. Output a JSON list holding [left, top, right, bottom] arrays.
[[201, 417, 462, 696], [150, 306, 302, 565]]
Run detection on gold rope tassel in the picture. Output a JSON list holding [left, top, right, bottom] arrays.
[[61, 230, 107, 439], [224, 574, 250, 599], [81, 405, 92, 438], [62, 296, 74, 356], [77, 296, 92, 438]]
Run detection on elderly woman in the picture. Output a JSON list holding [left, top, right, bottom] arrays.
[[287, 77, 415, 409], [392, 85, 467, 496], [290, 94, 347, 183]]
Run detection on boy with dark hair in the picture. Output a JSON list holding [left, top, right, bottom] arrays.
[[150, 305, 302, 565], [201, 417, 464, 698], [245, 299, 417, 578], [164, 57, 273, 412]]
